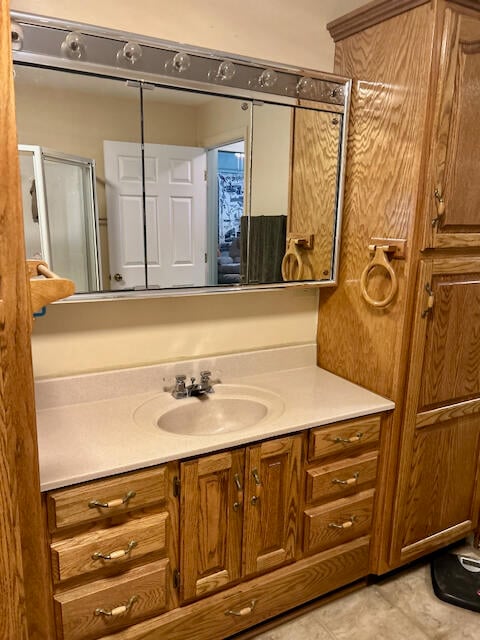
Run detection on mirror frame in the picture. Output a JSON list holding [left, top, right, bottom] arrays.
[[11, 10, 351, 302]]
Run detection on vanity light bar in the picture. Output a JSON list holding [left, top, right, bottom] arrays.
[[10, 12, 347, 106]]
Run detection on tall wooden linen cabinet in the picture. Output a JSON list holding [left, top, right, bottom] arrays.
[[320, 0, 480, 574]]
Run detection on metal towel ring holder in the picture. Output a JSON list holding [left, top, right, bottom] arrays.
[[281, 238, 305, 281], [360, 244, 398, 308]]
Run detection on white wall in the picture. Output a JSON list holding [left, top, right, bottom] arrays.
[[11, 0, 368, 378]]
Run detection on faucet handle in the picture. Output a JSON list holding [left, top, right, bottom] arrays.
[[200, 370, 211, 382], [175, 374, 186, 383]]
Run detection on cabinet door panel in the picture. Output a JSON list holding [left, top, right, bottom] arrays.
[[181, 450, 244, 601], [401, 416, 480, 549], [391, 259, 480, 564], [243, 436, 302, 576], [419, 274, 480, 410], [427, 11, 480, 247]]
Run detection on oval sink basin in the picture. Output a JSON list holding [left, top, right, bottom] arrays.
[[134, 384, 284, 436]]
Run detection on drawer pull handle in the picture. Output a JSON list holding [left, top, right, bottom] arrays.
[[225, 599, 257, 617], [252, 468, 261, 485], [94, 595, 138, 617], [234, 473, 242, 490], [329, 516, 357, 529], [88, 490, 136, 509], [92, 540, 138, 561], [333, 432, 363, 445], [332, 472, 360, 486]]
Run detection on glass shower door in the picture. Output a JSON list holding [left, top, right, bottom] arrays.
[[18, 145, 101, 292]]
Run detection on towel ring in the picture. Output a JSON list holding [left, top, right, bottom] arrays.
[[360, 245, 398, 308], [281, 239, 305, 281]]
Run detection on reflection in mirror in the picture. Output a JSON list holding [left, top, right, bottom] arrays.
[[289, 105, 342, 282], [142, 88, 251, 289], [14, 65, 143, 293], [12, 12, 350, 298], [248, 102, 292, 284]]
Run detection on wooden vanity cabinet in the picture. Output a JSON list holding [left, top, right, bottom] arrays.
[[180, 435, 302, 602], [324, 0, 480, 574], [303, 416, 380, 557], [390, 257, 480, 563], [43, 417, 387, 640], [46, 464, 179, 640], [423, 9, 480, 249]]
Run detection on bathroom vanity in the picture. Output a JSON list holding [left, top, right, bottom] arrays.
[[36, 346, 393, 639]]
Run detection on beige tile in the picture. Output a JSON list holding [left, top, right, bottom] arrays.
[[311, 584, 431, 640], [375, 562, 480, 640], [253, 612, 336, 640]]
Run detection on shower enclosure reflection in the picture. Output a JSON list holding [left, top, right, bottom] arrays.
[[18, 145, 101, 292]]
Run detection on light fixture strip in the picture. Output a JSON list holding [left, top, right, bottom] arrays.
[[11, 13, 347, 106]]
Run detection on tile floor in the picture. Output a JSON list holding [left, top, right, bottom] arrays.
[[253, 544, 480, 640]]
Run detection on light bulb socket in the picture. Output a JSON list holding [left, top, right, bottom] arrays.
[[11, 21, 24, 51], [61, 31, 87, 60], [117, 41, 143, 65], [258, 68, 278, 89]]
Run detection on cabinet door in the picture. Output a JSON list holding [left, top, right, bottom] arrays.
[[181, 450, 244, 601], [243, 435, 302, 576], [424, 9, 480, 248], [391, 258, 480, 564]]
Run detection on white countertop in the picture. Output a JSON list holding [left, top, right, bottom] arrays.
[[36, 348, 394, 492]]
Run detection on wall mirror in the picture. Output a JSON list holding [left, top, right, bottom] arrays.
[[11, 12, 351, 299]]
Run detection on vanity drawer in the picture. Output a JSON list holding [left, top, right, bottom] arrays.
[[104, 538, 370, 640], [308, 416, 381, 462], [303, 490, 374, 555], [51, 512, 169, 583], [47, 466, 168, 531], [306, 452, 378, 505], [54, 560, 170, 640]]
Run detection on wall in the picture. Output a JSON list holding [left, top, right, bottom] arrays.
[[11, 0, 368, 378]]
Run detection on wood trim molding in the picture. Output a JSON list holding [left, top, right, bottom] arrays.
[[0, 4, 56, 638], [327, 0, 431, 42], [416, 397, 480, 429], [447, 0, 480, 12]]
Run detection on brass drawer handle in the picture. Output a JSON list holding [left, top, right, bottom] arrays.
[[329, 516, 356, 529], [333, 432, 363, 445], [233, 473, 243, 511], [88, 490, 136, 509], [225, 599, 257, 617], [94, 595, 138, 617], [332, 472, 360, 486], [92, 540, 138, 561], [252, 468, 261, 485]]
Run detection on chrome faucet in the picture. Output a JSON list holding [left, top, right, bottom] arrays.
[[170, 371, 215, 399]]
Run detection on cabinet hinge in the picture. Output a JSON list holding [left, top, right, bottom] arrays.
[[421, 283, 434, 317], [173, 569, 181, 590], [204, 169, 207, 181], [173, 476, 181, 497]]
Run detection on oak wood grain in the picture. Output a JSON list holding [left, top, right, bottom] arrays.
[[180, 449, 244, 601], [290, 108, 341, 280], [308, 416, 381, 462], [51, 511, 169, 583], [400, 416, 480, 548], [327, 0, 430, 42], [0, 4, 56, 637], [304, 490, 374, 555], [55, 560, 170, 640], [428, 11, 480, 243], [306, 452, 378, 504], [318, 3, 435, 400], [242, 436, 302, 576], [418, 273, 480, 409], [47, 466, 168, 531], [416, 396, 480, 427], [93, 538, 370, 640]]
